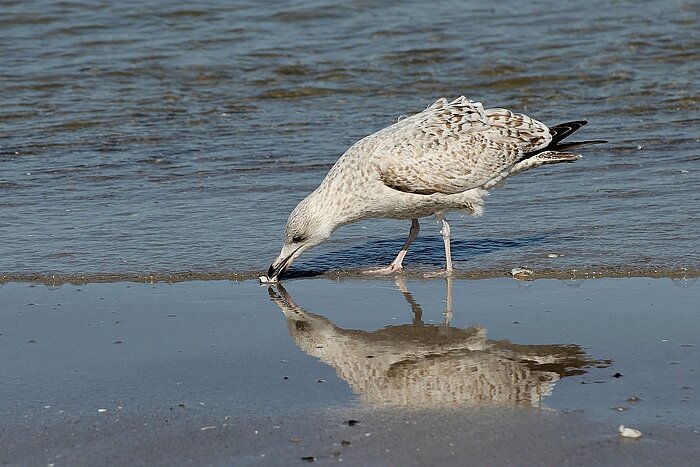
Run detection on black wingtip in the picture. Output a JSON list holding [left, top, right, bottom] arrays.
[[549, 121, 594, 143], [522, 121, 603, 160]]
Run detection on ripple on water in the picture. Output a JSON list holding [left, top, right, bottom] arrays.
[[0, 0, 698, 277]]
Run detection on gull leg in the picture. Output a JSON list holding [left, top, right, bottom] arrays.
[[364, 218, 420, 275], [391, 218, 420, 269], [436, 213, 454, 272]]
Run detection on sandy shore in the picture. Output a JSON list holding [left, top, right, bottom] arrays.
[[4, 405, 699, 466], [1, 277, 698, 465]]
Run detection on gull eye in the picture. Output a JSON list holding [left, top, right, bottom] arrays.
[[292, 234, 306, 243]]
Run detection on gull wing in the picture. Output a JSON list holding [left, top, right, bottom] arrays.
[[375, 96, 552, 195]]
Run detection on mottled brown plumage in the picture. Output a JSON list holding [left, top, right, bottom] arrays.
[[265, 96, 604, 281]]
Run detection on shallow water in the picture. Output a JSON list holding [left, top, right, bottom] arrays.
[[2, 277, 698, 425], [2, 0, 699, 280]]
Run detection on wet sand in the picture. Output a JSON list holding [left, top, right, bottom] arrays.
[[1, 265, 698, 286], [1, 277, 698, 465], [4, 406, 699, 466]]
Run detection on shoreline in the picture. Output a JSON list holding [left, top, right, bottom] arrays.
[[2, 265, 699, 285]]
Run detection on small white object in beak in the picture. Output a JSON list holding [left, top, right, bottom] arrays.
[[259, 275, 278, 284]]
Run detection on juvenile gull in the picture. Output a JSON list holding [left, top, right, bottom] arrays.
[[265, 96, 604, 281]]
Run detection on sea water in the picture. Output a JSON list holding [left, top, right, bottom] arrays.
[[2, 0, 698, 280]]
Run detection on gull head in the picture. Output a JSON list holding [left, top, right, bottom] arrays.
[[266, 194, 335, 281]]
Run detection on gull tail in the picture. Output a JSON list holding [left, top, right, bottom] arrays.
[[517, 120, 607, 171], [482, 121, 606, 189], [525, 120, 607, 159]]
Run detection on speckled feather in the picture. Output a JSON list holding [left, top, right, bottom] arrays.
[[300, 96, 570, 229], [372, 96, 551, 195], [269, 96, 599, 278]]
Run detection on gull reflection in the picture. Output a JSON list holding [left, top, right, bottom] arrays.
[[268, 279, 607, 408]]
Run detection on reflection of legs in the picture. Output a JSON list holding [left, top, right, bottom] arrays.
[[395, 277, 423, 325], [365, 218, 420, 274], [443, 277, 453, 326], [435, 213, 453, 272]]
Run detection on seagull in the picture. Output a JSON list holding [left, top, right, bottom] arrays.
[[264, 96, 605, 282]]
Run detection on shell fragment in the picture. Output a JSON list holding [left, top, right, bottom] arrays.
[[618, 425, 642, 439]]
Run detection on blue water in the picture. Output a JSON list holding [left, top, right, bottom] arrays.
[[1, 0, 699, 279], [2, 277, 698, 421]]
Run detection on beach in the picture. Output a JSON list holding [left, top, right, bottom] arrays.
[[2, 0, 699, 464], [2, 277, 698, 465]]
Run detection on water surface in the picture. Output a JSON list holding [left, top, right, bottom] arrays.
[[2, 277, 698, 424], [2, 0, 699, 280]]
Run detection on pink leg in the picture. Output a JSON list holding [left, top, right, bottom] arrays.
[[436, 213, 453, 272], [364, 218, 420, 274]]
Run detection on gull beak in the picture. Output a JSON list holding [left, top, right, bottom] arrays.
[[265, 248, 299, 282], [266, 261, 285, 282], [265, 262, 285, 283], [267, 263, 280, 281]]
